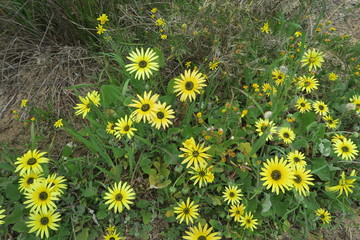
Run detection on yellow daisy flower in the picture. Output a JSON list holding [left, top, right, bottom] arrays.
[[179, 137, 211, 168], [328, 72, 338, 81], [96, 24, 106, 35], [103, 181, 136, 214], [183, 223, 221, 240], [188, 164, 214, 188], [349, 95, 360, 112], [21, 99, 28, 108], [14, 149, 49, 176], [23, 181, 60, 213], [327, 170, 356, 197], [18, 172, 44, 193], [331, 133, 346, 144], [239, 212, 259, 231], [149, 102, 175, 129], [114, 115, 137, 139], [222, 185, 243, 205], [27, 208, 61, 239], [106, 122, 116, 135], [295, 97, 312, 113], [129, 91, 159, 123], [287, 150, 307, 168], [103, 227, 123, 240], [298, 75, 319, 93], [45, 174, 67, 195], [74, 91, 101, 118], [0, 206, 6, 225], [301, 48, 325, 71], [229, 204, 246, 222], [333, 138, 358, 161], [260, 22, 270, 33], [312, 101, 329, 116], [173, 69, 207, 102], [260, 156, 294, 195], [272, 69, 287, 85], [278, 127, 295, 144], [255, 118, 277, 141], [292, 167, 314, 196], [125, 48, 159, 80], [173, 197, 199, 225], [323, 115, 339, 129], [315, 208, 331, 224]]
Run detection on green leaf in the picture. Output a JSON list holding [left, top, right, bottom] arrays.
[[12, 221, 28, 233], [76, 228, 89, 240], [96, 209, 108, 220], [136, 200, 150, 209], [312, 158, 330, 181], [292, 139, 308, 149], [319, 139, 331, 156], [61, 145, 73, 158], [0, 162, 15, 172], [82, 187, 98, 197], [153, 47, 165, 68], [261, 193, 272, 213], [5, 205, 24, 224], [100, 85, 124, 108], [5, 184, 21, 201], [141, 210, 152, 224]]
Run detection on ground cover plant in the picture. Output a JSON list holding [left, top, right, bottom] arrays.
[[0, 0, 359, 239]]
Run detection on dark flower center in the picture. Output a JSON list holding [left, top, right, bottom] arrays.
[[261, 125, 268, 132], [199, 170, 206, 177], [236, 210, 240, 214], [319, 105, 324, 110], [27, 158, 37, 165], [157, 112, 165, 119], [229, 191, 235, 198], [328, 119, 333, 124], [305, 81, 311, 86], [309, 57, 316, 63], [341, 146, 349, 153], [141, 104, 150, 112], [271, 170, 281, 180], [198, 236, 206, 240], [320, 214, 325, 219], [39, 191, 48, 200], [40, 217, 49, 225], [246, 219, 251, 223], [294, 157, 300, 163], [110, 238, 115, 240], [278, 75, 283, 80], [185, 81, 194, 90], [300, 103, 305, 107], [294, 174, 302, 183], [123, 125, 130, 131], [183, 207, 190, 214], [138, 60, 148, 68], [283, 132, 290, 138], [27, 177, 34, 184], [115, 193, 123, 201], [192, 151, 199, 157]]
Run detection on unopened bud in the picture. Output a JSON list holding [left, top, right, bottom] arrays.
[[264, 111, 273, 119]]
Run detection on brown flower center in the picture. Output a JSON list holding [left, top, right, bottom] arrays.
[[183, 207, 190, 214], [198, 236, 206, 240], [39, 191, 48, 201], [229, 191, 235, 198], [199, 170, 206, 177], [157, 112, 165, 119], [27, 177, 34, 184], [27, 158, 37, 165], [40, 217, 49, 225], [294, 174, 302, 183], [138, 60, 147, 68], [283, 132, 290, 138], [141, 104, 150, 112], [115, 193, 123, 201], [271, 170, 281, 180], [341, 146, 349, 153], [123, 125, 130, 131], [185, 81, 194, 90], [192, 151, 199, 157]]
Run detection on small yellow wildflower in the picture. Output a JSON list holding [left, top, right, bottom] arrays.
[[260, 22, 270, 33], [96, 24, 106, 35], [160, 34, 167, 39], [208, 60, 220, 70], [30, 117, 36, 122], [21, 99, 28, 108], [185, 61, 191, 68], [294, 31, 302, 37], [54, 119, 63, 128], [151, 8, 158, 13], [241, 110, 248, 118], [155, 18, 166, 26], [328, 72, 338, 81], [96, 14, 109, 25]]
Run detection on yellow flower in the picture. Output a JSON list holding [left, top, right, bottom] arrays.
[[26, 208, 61, 239], [125, 48, 159, 80], [149, 102, 175, 130], [297, 75, 319, 93], [103, 181, 136, 214], [349, 95, 360, 112], [328, 72, 338, 81], [18, 172, 44, 193], [0, 206, 5, 225], [96, 24, 106, 35], [260, 156, 294, 195], [312, 101, 329, 116], [222, 185, 243, 205], [208, 60, 220, 70], [14, 149, 49, 176], [278, 127, 295, 144], [240, 212, 259, 231], [160, 34, 167, 39], [129, 91, 159, 123], [96, 14, 109, 25], [315, 208, 331, 224], [260, 22, 270, 33], [333, 138, 358, 161], [21, 99, 28, 108], [179, 137, 211, 168], [23, 181, 60, 213], [182, 223, 221, 240], [295, 97, 312, 113], [323, 115, 339, 129], [255, 118, 277, 141], [272, 69, 287, 85], [294, 31, 302, 37], [74, 91, 101, 118], [173, 197, 199, 225], [292, 167, 314, 196], [173, 69, 207, 102], [241, 109, 248, 118], [114, 115, 137, 139], [155, 18, 166, 26], [327, 170, 356, 197], [229, 204, 246, 222], [106, 122, 116, 135], [301, 48, 325, 71], [150, 8, 158, 13], [189, 165, 214, 188], [287, 150, 307, 168], [103, 227, 123, 240], [185, 61, 191, 68], [53, 119, 63, 128]]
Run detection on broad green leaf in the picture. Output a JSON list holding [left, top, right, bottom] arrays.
[[261, 193, 272, 213], [76, 228, 89, 240]]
